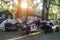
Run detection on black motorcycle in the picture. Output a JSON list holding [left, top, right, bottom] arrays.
[[40, 21, 53, 33]]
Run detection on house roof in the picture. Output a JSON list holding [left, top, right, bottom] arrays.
[[0, 10, 11, 15], [21, 10, 42, 18]]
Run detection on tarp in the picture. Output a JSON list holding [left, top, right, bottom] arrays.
[[0, 19, 16, 31]]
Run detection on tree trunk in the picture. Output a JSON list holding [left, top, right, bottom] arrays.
[[42, 0, 50, 20], [42, 0, 45, 20], [45, 0, 50, 20], [16, 0, 22, 18]]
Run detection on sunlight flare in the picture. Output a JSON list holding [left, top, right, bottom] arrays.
[[14, 0, 18, 5], [21, 1, 28, 8]]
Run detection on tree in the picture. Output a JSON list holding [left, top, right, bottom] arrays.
[[42, 0, 47, 20]]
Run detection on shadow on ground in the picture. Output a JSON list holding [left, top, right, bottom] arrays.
[[0, 31, 60, 40]]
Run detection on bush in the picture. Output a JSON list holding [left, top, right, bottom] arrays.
[[0, 27, 5, 31]]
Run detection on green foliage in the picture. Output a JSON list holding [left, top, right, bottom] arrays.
[[48, 0, 60, 25], [0, 6, 2, 11]]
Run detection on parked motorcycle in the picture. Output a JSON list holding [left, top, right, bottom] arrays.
[[5, 23, 16, 31], [40, 21, 54, 33]]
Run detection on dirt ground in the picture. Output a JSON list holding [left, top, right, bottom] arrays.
[[0, 31, 60, 40]]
